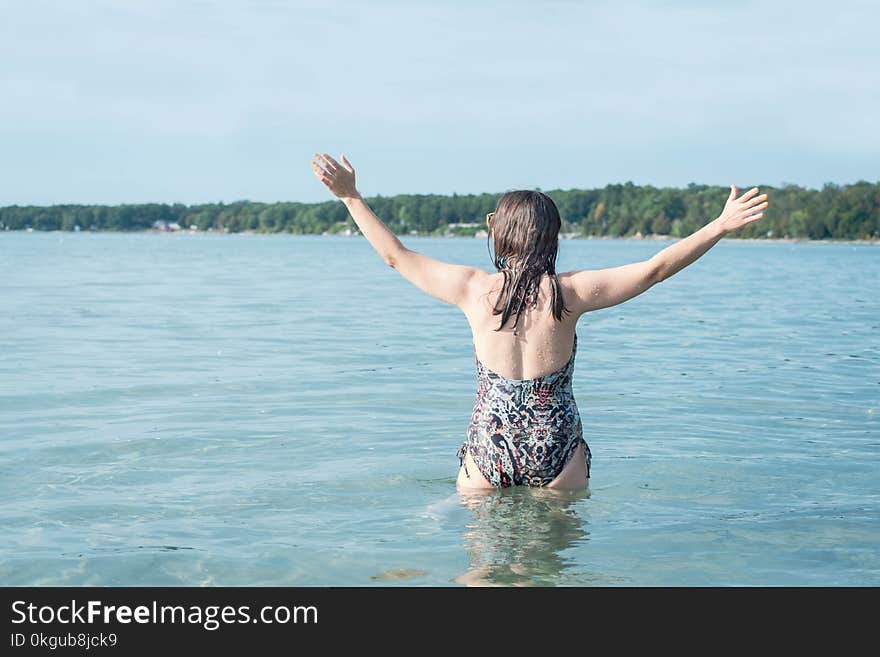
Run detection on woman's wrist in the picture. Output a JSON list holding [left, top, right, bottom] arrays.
[[708, 216, 729, 238], [340, 190, 363, 205]]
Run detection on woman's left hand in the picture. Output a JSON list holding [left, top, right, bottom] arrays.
[[312, 152, 360, 199]]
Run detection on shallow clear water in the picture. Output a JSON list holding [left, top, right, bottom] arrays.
[[1, 232, 878, 586]]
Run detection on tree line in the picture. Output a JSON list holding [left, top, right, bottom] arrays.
[[1, 180, 877, 240]]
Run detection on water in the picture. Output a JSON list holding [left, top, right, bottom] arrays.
[[1, 232, 877, 586]]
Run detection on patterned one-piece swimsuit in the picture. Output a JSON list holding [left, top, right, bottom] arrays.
[[457, 332, 591, 487]]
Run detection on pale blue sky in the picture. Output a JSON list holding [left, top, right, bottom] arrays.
[[1, 0, 877, 205]]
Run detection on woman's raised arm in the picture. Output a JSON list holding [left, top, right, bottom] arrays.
[[312, 152, 485, 309], [561, 185, 768, 315]]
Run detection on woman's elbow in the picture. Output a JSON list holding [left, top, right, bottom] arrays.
[[645, 259, 665, 286], [383, 247, 405, 268]]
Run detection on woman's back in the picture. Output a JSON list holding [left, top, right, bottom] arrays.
[[462, 272, 581, 381]]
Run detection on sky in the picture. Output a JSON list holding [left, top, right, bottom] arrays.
[[1, 0, 877, 206]]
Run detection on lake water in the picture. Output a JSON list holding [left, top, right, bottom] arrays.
[[1, 232, 877, 586]]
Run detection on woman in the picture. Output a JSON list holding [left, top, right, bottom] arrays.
[[312, 152, 768, 491]]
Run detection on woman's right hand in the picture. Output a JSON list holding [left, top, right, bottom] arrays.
[[312, 152, 360, 200], [716, 185, 769, 234]]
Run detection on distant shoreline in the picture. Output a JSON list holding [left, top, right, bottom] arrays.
[[4, 228, 878, 245], [4, 181, 877, 240]]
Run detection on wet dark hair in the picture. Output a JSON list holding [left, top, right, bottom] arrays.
[[486, 190, 571, 333]]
